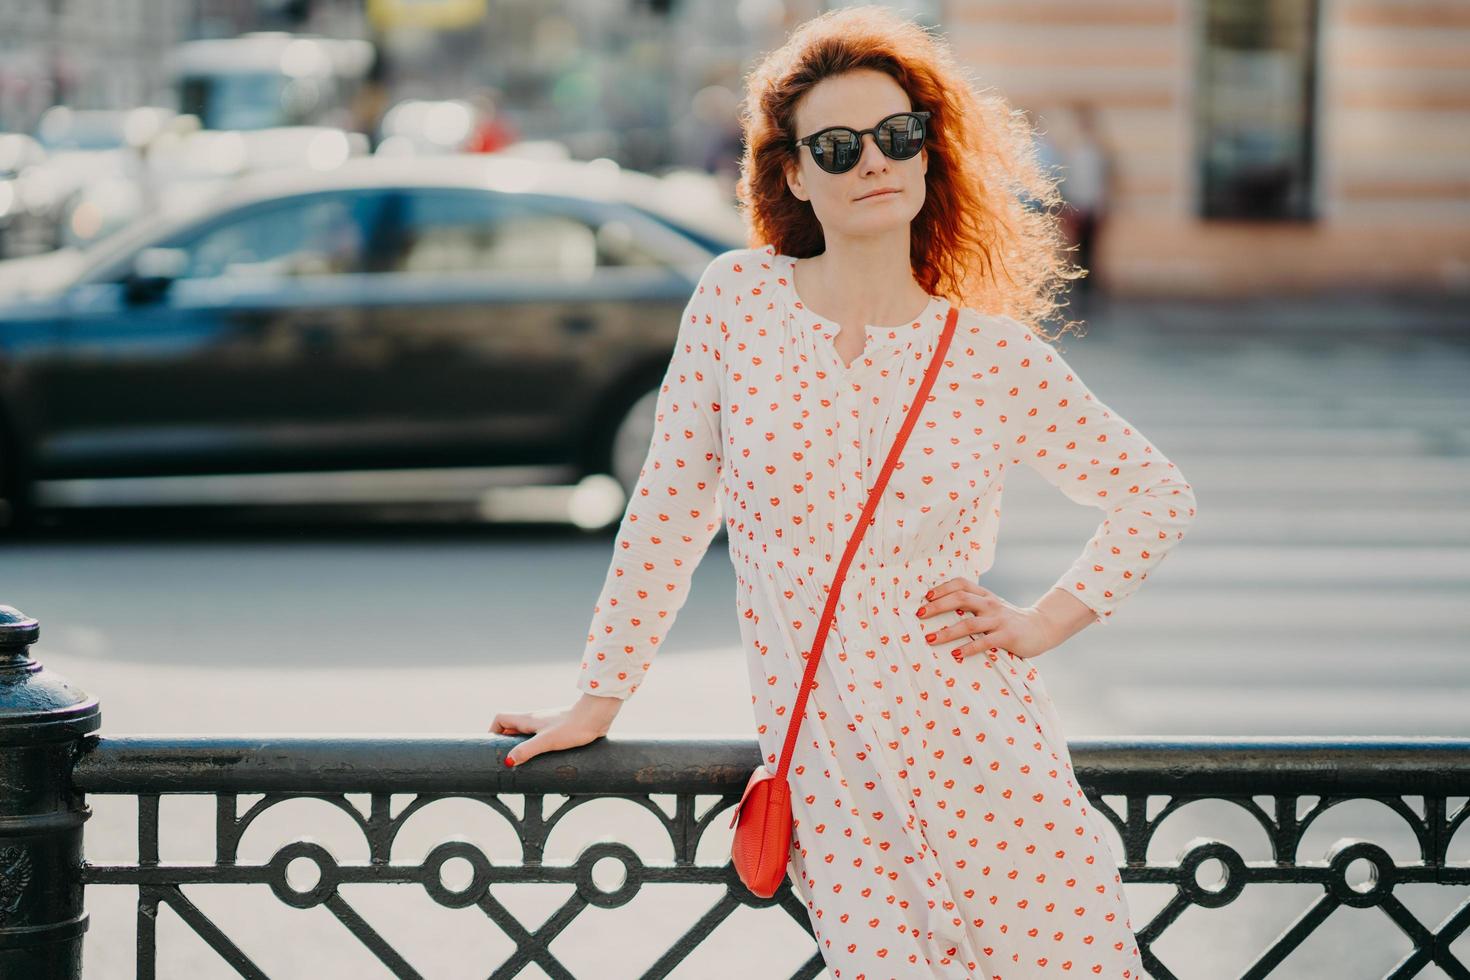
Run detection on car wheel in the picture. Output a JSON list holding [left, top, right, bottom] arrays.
[[608, 387, 660, 503]]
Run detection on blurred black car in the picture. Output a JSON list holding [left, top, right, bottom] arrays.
[[0, 154, 744, 531]]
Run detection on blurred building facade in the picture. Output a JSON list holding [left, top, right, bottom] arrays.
[[948, 0, 1470, 295], [0, 0, 193, 125], [0, 0, 366, 128], [1, 0, 1465, 297]]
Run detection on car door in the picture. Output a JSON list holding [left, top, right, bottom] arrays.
[[49, 190, 382, 475], [347, 187, 684, 466]]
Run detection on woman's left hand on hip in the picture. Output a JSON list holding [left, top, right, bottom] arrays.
[[914, 576, 1056, 662]]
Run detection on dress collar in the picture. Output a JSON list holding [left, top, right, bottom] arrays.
[[775, 252, 949, 372]]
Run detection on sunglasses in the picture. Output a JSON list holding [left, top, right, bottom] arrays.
[[793, 110, 931, 175]]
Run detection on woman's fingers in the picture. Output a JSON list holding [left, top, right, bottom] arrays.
[[922, 577, 990, 603], [496, 704, 610, 766], [500, 719, 552, 766], [503, 729, 542, 767], [917, 590, 995, 625], [489, 712, 542, 735], [506, 721, 596, 767], [926, 613, 995, 649], [958, 629, 1006, 661]]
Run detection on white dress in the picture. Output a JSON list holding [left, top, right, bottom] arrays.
[[576, 244, 1197, 978]]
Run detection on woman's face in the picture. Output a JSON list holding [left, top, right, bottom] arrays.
[[784, 69, 928, 238]]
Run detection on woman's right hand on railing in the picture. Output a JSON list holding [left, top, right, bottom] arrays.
[[490, 693, 624, 767]]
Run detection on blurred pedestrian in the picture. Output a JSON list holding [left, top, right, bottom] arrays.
[[464, 88, 518, 154], [1057, 101, 1113, 305], [691, 83, 744, 180]]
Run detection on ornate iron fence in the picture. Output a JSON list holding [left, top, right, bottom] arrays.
[[2, 604, 1467, 978]]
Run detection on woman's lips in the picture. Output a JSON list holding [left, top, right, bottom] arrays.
[[858, 189, 900, 200]]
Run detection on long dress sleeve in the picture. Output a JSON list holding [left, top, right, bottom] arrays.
[[1001, 316, 1198, 626], [574, 255, 730, 699]]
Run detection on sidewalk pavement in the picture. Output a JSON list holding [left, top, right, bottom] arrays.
[[1061, 288, 1468, 339]]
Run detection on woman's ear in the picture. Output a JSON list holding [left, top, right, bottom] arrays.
[[785, 159, 808, 203]]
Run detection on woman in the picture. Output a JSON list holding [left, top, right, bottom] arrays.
[[492, 6, 1195, 976]]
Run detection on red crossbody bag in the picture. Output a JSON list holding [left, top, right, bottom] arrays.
[[728, 304, 960, 897]]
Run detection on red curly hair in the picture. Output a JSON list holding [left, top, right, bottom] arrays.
[[734, 5, 1085, 340]]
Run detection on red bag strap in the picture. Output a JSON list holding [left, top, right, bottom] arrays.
[[774, 304, 960, 780]]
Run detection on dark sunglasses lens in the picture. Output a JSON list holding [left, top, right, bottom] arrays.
[[813, 129, 862, 173], [879, 114, 925, 159]]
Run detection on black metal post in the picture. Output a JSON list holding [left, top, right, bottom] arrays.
[[0, 606, 99, 979]]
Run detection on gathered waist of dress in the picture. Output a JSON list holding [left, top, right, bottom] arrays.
[[743, 540, 971, 591]]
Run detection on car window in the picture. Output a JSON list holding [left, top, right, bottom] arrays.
[[625, 205, 742, 257], [171, 194, 372, 281], [369, 190, 665, 278]]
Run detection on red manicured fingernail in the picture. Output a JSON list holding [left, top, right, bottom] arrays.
[[925, 590, 934, 600], [952, 651, 963, 663], [916, 606, 927, 617], [504, 757, 516, 767], [925, 632, 937, 643]]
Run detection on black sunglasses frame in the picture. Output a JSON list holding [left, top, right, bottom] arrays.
[[793, 110, 932, 175]]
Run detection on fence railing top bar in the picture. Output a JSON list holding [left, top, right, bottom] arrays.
[[69, 733, 1470, 796], [1071, 736, 1470, 795], [71, 733, 765, 795]]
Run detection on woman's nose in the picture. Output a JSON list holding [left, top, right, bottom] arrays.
[[857, 133, 889, 171]]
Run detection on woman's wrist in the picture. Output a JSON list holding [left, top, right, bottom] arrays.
[[576, 692, 625, 734], [1027, 588, 1099, 652]]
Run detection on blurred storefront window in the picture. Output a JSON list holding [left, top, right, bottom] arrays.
[[1197, 0, 1319, 220]]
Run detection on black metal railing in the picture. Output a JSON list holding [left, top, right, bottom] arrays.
[[2, 604, 1467, 979]]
